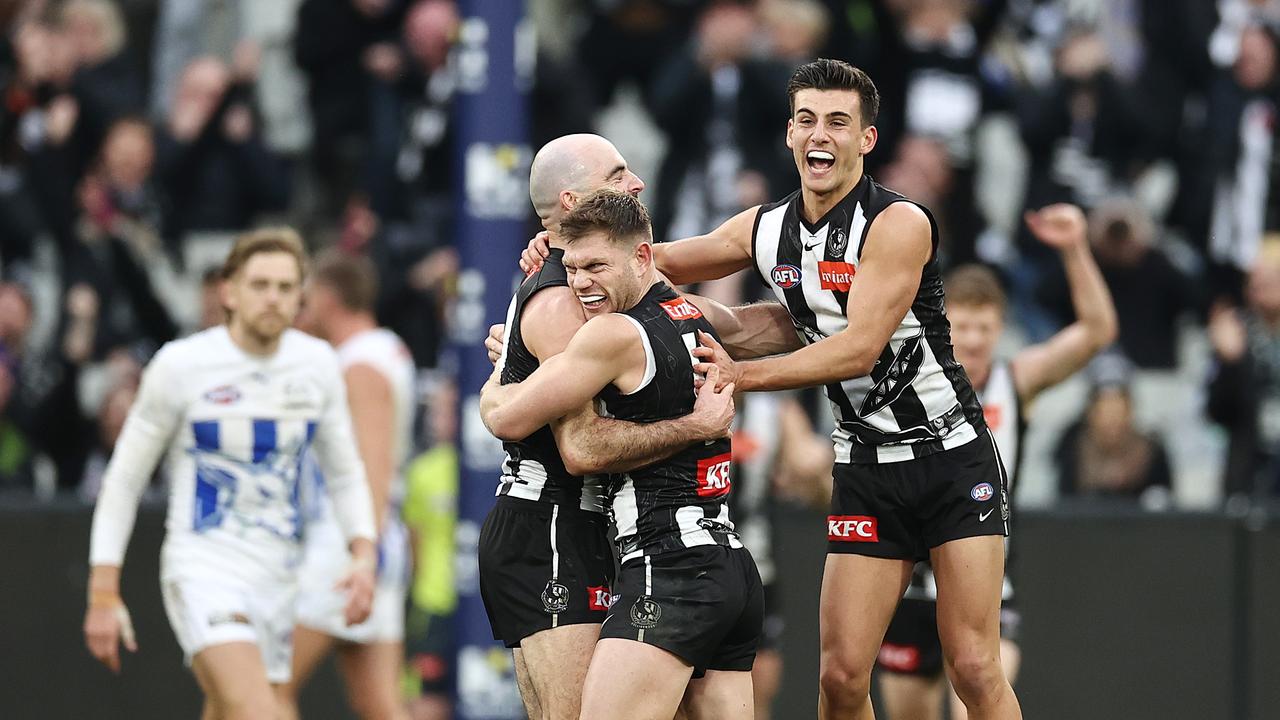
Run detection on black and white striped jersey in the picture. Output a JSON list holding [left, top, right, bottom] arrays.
[[751, 175, 985, 464], [494, 249, 605, 513], [598, 282, 745, 564]]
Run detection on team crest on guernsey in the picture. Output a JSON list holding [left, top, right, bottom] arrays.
[[828, 226, 848, 256], [771, 264, 802, 288], [630, 596, 662, 629], [541, 579, 569, 613]]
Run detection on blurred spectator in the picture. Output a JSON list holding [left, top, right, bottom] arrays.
[[0, 282, 35, 488], [576, 0, 707, 109], [648, 1, 808, 244], [61, 0, 145, 142], [198, 266, 225, 329], [156, 56, 291, 248], [295, 0, 407, 222], [1040, 199, 1197, 369], [1207, 23, 1279, 295], [1056, 352, 1173, 501], [1207, 237, 1280, 499]]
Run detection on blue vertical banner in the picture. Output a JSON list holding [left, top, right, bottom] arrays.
[[448, 1, 534, 718]]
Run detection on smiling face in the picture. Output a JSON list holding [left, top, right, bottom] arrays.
[[786, 88, 876, 199], [563, 230, 652, 317]]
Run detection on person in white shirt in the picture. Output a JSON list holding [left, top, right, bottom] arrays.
[[283, 250, 416, 720], [83, 228, 378, 720]]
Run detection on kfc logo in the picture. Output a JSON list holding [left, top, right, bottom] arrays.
[[818, 261, 856, 291], [587, 586, 614, 611], [696, 453, 733, 497], [771, 264, 802, 289], [660, 297, 703, 321], [877, 643, 920, 673], [827, 515, 878, 542]]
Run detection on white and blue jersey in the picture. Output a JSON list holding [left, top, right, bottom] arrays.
[[90, 326, 376, 583]]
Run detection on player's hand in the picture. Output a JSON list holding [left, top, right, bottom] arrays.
[[1208, 304, 1248, 363], [689, 364, 735, 440], [1025, 204, 1087, 250], [519, 232, 552, 275], [485, 323, 506, 365], [84, 594, 137, 673], [692, 331, 739, 392], [336, 549, 376, 626]]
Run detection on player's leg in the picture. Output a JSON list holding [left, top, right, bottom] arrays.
[[517, 623, 601, 720], [335, 640, 411, 720], [579, 638, 694, 720], [682, 669, 754, 720], [948, 638, 1021, 720], [191, 642, 277, 720], [749, 649, 781, 720], [931, 535, 1021, 720], [512, 648, 543, 720], [878, 673, 945, 720], [817, 554, 913, 720], [276, 625, 336, 720]]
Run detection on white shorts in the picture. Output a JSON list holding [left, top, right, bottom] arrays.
[[161, 572, 297, 683], [295, 515, 410, 644]]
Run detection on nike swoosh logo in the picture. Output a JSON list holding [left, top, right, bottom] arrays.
[[804, 240, 822, 250], [979, 508, 994, 522]]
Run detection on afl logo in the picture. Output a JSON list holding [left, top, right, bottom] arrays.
[[771, 264, 802, 288], [971, 482, 995, 502], [202, 385, 242, 405]]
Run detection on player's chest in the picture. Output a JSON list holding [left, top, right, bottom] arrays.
[[183, 365, 328, 424]]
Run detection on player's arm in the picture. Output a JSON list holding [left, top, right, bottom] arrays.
[[85, 346, 181, 671], [652, 205, 759, 284], [480, 314, 642, 441], [684, 293, 803, 359], [344, 363, 395, 536], [696, 202, 933, 391], [1010, 204, 1118, 404], [312, 351, 378, 625], [549, 363, 734, 475]]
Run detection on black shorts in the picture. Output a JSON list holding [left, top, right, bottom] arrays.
[[478, 496, 615, 648], [600, 545, 764, 675], [828, 432, 1009, 559], [877, 597, 1022, 678]]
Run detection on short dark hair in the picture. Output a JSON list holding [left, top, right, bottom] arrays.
[[945, 264, 1006, 313], [221, 227, 307, 281], [787, 58, 880, 128], [559, 189, 652, 246], [312, 249, 379, 312]]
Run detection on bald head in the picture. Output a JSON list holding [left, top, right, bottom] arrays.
[[528, 134, 644, 230]]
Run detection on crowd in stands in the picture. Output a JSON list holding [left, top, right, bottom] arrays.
[[0, 0, 1278, 509]]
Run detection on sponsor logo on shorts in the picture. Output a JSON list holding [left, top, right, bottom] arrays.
[[587, 586, 614, 611], [971, 482, 995, 502], [696, 453, 733, 497], [208, 612, 251, 627], [202, 385, 242, 405], [630, 596, 662, 629], [541, 580, 569, 614], [828, 515, 878, 542], [877, 643, 921, 673], [659, 297, 703, 321], [817, 261, 856, 291], [771, 264, 802, 289]]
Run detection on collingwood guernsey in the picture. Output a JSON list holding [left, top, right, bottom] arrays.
[[752, 175, 985, 464]]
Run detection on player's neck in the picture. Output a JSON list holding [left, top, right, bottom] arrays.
[[800, 168, 863, 225], [327, 313, 376, 347], [228, 322, 282, 357]]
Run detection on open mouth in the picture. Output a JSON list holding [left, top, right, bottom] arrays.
[[579, 294, 606, 311], [806, 150, 835, 173]]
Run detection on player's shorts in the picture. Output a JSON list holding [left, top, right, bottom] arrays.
[[161, 570, 297, 683], [877, 596, 1022, 677], [828, 431, 1009, 559], [478, 496, 615, 648], [295, 515, 410, 643], [600, 544, 764, 676]]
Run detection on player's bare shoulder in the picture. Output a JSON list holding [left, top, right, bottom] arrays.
[[519, 285, 586, 359], [863, 201, 933, 262]]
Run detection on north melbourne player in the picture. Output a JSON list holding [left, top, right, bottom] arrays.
[[483, 190, 765, 720], [285, 251, 417, 720], [877, 204, 1116, 720], [83, 229, 378, 719]]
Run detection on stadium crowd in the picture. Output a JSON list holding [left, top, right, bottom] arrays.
[[0, 0, 1278, 700]]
